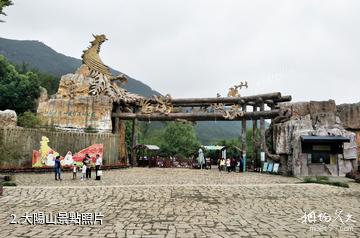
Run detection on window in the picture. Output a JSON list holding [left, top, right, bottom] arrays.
[[311, 152, 330, 164]]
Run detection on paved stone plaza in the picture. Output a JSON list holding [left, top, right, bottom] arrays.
[[1, 168, 360, 237]]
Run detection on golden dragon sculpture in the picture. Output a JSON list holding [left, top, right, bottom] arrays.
[[81, 34, 141, 103], [80, 34, 174, 114]]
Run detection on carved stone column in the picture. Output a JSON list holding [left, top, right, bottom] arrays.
[[241, 104, 247, 172]]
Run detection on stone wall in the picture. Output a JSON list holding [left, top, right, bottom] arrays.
[[37, 95, 113, 133], [337, 102, 360, 130], [337, 102, 360, 167], [271, 100, 358, 176], [0, 110, 17, 127], [0, 127, 121, 168], [37, 69, 114, 133]]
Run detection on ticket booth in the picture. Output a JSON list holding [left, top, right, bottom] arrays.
[[301, 135, 350, 176]]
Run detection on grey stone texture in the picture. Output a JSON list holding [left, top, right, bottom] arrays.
[[272, 100, 358, 176], [0, 168, 359, 237], [0, 110, 17, 128]]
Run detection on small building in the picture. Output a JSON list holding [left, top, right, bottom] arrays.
[[133, 144, 160, 167], [300, 135, 350, 176], [269, 100, 359, 176]]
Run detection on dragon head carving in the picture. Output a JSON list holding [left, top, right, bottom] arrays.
[[90, 34, 107, 49]]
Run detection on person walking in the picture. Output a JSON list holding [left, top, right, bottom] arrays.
[[220, 158, 225, 172], [81, 163, 87, 180], [72, 162, 78, 180], [226, 158, 231, 173], [54, 156, 62, 181], [95, 154, 102, 177], [231, 158, 236, 172], [239, 155, 244, 172], [88, 160, 92, 179], [83, 154, 90, 179]]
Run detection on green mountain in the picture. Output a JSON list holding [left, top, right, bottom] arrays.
[[0, 37, 159, 97], [0, 37, 255, 143], [139, 121, 257, 145]]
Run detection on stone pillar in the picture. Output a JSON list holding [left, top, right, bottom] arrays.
[[279, 154, 288, 175], [131, 118, 138, 167], [260, 101, 265, 160], [241, 104, 247, 172], [252, 106, 258, 169]]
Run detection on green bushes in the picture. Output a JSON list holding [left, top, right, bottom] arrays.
[[17, 111, 41, 128], [4, 175, 15, 181], [302, 176, 349, 188], [1, 175, 16, 187], [2, 181, 16, 186]]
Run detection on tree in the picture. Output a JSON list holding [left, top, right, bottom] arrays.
[[16, 63, 60, 95], [161, 122, 200, 157], [0, 55, 41, 113], [17, 111, 41, 128], [214, 128, 260, 160], [0, 0, 13, 22]]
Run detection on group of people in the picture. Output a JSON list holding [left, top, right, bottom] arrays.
[[54, 152, 102, 181], [218, 157, 244, 172]]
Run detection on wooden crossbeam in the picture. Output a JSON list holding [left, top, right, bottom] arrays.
[[112, 110, 280, 121]]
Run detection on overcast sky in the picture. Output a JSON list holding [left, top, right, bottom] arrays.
[[1, 0, 360, 104]]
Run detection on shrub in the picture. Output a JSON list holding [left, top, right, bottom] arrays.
[[2, 181, 17, 186], [4, 175, 15, 181], [315, 176, 329, 181], [302, 176, 349, 188], [17, 111, 41, 128]]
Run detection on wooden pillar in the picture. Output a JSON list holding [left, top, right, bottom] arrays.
[[114, 105, 127, 165], [260, 101, 266, 163], [252, 105, 258, 170], [241, 104, 247, 172], [131, 118, 138, 167], [114, 104, 120, 133], [270, 103, 275, 125], [119, 120, 127, 164]]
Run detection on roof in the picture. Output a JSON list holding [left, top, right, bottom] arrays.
[[301, 135, 350, 143], [134, 144, 160, 150], [203, 145, 226, 150]]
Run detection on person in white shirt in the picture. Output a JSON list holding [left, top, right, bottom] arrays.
[[95, 154, 102, 177], [81, 164, 87, 180], [226, 158, 231, 173], [72, 162, 78, 180]]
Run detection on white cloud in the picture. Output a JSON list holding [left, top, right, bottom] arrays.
[[1, 0, 359, 103]]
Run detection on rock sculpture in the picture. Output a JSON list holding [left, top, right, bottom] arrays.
[[268, 100, 358, 176], [0, 110, 17, 127]]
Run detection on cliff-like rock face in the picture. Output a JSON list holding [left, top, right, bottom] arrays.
[[0, 110, 17, 128], [337, 102, 360, 130], [37, 66, 113, 132], [337, 102, 360, 166], [270, 100, 358, 176]]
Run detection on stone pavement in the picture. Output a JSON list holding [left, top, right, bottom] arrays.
[[0, 168, 359, 237]]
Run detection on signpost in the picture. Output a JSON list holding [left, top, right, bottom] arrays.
[[243, 151, 247, 172], [260, 151, 265, 172]]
